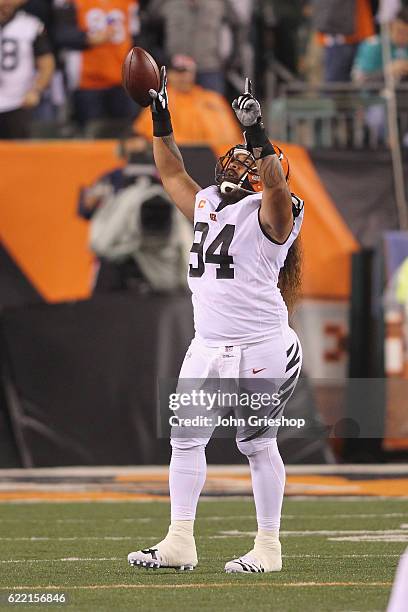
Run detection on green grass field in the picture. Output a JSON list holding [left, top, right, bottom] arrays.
[[0, 498, 406, 611]]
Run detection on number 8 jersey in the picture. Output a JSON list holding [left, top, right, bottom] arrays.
[[0, 12, 51, 113], [188, 185, 304, 346]]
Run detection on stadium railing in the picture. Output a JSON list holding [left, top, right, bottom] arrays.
[[267, 83, 408, 150]]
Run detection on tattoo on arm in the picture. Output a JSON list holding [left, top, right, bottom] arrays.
[[258, 155, 286, 189], [162, 134, 184, 164]]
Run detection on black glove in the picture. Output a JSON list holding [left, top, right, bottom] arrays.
[[232, 78, 275, 160], [148, 66, 173, 137]]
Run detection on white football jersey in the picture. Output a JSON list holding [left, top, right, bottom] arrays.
[[187, 185, 304, 346], [0, 12, 45, 112]]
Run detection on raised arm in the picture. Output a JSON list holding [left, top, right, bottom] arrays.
[[148, 67, 201, 222], [257, 154, 292, 244], [232, 79, 293, 243]]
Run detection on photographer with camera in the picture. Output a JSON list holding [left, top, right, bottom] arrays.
[[78, 132, 193, 293]]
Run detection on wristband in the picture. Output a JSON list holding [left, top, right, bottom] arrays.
[[152, 109, 173, 137], [244, 119, 276, 160]]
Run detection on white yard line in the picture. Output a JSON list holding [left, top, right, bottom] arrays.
[[0, 558, 123, 564], [0, 553, 401, 565], [215, 529, 408, 538], [1, 528, 408, 542], [330, 535, 408, 542], [0, 536, 139, 541]]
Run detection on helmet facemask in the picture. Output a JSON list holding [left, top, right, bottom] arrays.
[[215, 146, 262, 197]]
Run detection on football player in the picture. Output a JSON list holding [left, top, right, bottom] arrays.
[[128, 69, 304, 573]]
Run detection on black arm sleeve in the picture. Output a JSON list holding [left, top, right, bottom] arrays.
[[33, 27, 52, 57], [52, 3, 89, 51]]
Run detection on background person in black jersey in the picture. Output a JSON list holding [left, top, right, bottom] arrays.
[[0, 0, 54, 138]]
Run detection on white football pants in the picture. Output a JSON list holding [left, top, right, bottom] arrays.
[[169, 327, 302, 528]]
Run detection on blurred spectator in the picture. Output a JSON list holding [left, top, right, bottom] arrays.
[[78, 132, 193, 293], [314, 0, 374, 81], [301, 23, 325, 85], [138, 0, 243, 95], [256, 0, 305, 76], [24, 0, 67, 124], [396, 257, 408, 305], [377, 0, 401, 24], [0, 0, 55, 138], [297, 2, 314, 75], [134, 54, 242, 147], [24, 0, 54, 31], [78, 132, 158, 221], [53, 0, 139, 132], [352, 7, 408, 144], [221, 0, 254, 98], [353, 7, 408, 83]]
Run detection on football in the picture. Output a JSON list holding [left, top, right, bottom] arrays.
[[122, 47, 160, 107]]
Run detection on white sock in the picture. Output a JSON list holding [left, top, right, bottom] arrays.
[[169, 444, 207, 521], [250, 529, 282, 571], [255, 529, 280, 547], [247, 440, 285, 531], [156, 520, 197, 566], [168, 520, 194, 537]]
